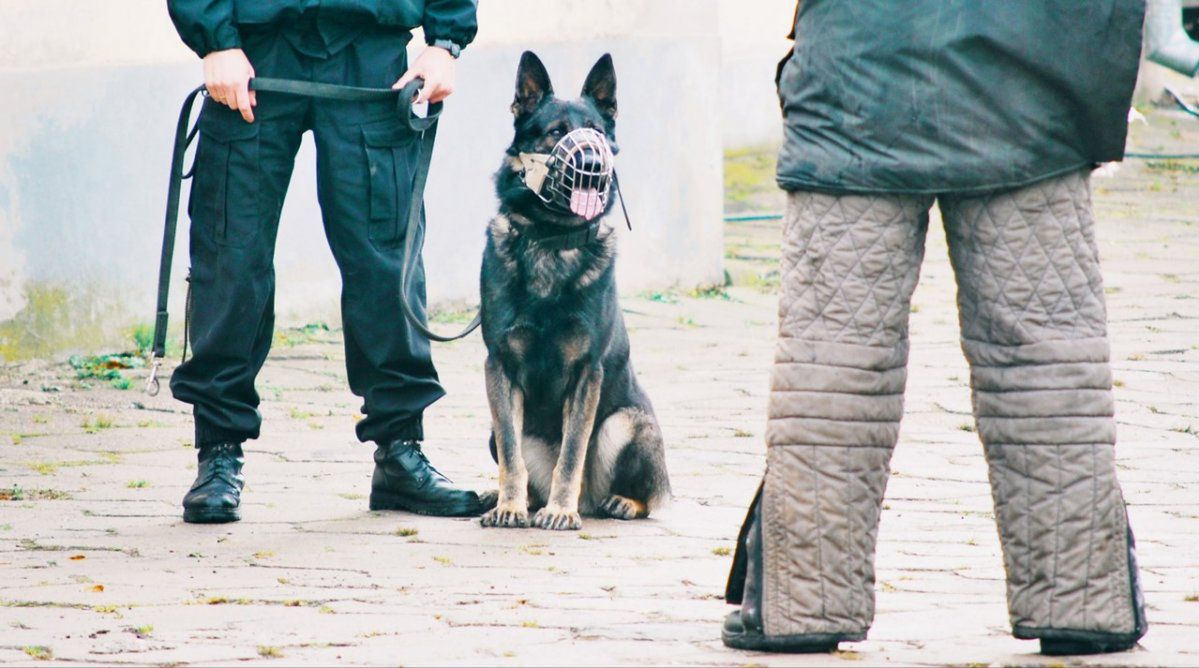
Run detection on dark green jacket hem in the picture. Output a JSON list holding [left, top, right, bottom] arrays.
[[776, 161, 1098, 198]]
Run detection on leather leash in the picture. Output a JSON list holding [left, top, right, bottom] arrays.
[[146, 76, 479, 396]]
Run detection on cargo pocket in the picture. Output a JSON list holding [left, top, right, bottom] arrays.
[[363, 126, 417, 249], [191, 119, 262, 249]]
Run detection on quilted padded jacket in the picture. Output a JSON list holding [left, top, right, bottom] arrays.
[[776, 0, 1147, 195], [167, 0, 477, 57]]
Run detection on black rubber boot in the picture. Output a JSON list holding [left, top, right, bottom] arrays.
[[1040, 637, 1138, 656], [369, 440, 482, 517], [722, 484, 848, 653], [182, 443, 245, 524]]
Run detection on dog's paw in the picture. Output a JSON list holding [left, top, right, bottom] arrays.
[[480, 500, 529, 528], [532, 504, 582, 531], [601, 495, 647, 520], [477, 489, 499, 512]]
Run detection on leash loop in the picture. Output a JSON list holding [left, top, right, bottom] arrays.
[[396, 84, 480, 342], [181, 123, 202, 179]]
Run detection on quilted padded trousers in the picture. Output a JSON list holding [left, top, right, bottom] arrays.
[[727, 170, 1147, 650]]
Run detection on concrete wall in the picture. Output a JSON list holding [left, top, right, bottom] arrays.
[[717, 0, 795, 149], [0, 0, 792, 361]]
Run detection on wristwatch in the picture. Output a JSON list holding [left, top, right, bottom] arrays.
[[430, 38, 462, 59]]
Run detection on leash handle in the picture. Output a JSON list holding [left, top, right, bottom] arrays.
[[248, 77, 444, 131]]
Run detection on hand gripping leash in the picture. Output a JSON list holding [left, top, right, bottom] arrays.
[[146, 77, 479, 396]]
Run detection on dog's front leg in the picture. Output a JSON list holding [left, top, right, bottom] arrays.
[[534, 364, 603, 531], [481, 356, 529, 528]]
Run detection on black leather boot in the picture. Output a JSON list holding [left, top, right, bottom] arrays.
[[369, 439, 481, 517], [182, 442, 245, 524], [722, 484, 847, 653]]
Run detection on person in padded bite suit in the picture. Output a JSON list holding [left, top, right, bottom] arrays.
[[723, 0, 1149, 657]]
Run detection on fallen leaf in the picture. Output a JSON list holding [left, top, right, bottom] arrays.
[[89, 584, 105, 593], [70, 554, 86, 561]]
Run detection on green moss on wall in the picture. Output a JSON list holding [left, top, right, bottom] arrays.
[[0, 282, 137, 362]]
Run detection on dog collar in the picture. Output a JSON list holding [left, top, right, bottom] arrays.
[[522, 220, 604, 252]]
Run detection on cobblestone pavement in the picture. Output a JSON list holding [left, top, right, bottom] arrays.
[[2, 111, 1198, 666]]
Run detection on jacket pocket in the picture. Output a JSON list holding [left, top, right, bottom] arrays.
[[363, 126, 417, 249], [192, 119, 261, 249]]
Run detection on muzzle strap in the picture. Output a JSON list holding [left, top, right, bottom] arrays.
[[518, 152, 552, 195]]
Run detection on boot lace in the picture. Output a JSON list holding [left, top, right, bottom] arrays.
[[195, 444, 241, 489], [403, 442, 450, 481]]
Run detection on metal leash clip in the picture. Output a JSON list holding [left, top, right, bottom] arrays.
[[145, 356, 163, 397]]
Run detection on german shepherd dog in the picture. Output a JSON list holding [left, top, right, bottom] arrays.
[[479, 52, 671, 531]]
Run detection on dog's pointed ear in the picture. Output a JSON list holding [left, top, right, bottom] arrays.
[[512, 51, 553, 119], [581, 53, 617, 119]]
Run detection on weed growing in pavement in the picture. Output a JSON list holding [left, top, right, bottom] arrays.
[[23, 646, 52, 661]]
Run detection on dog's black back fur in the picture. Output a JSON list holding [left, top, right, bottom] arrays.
[[479, 52, 670, 529]]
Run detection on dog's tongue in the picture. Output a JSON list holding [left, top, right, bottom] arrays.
[[570, 188, 603, 221]]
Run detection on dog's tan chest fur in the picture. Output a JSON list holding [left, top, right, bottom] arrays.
[[490, 213, 618, 298]]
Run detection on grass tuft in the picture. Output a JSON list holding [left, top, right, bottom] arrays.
[[23, 646, 53, 661], [82, 414, 116, 434]]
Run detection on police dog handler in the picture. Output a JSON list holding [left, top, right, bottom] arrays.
[[724, 0, 1149, 657], [166, 0, 482, 523]]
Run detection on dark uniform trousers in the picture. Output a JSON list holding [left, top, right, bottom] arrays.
[[170, 20, 445, 447]]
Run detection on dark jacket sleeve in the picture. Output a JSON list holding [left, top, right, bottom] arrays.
[[422, 0, 478, 49], [166, 0, 242, 58]]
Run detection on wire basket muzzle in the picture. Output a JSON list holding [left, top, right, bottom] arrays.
[[543, 128, 615, 220]]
